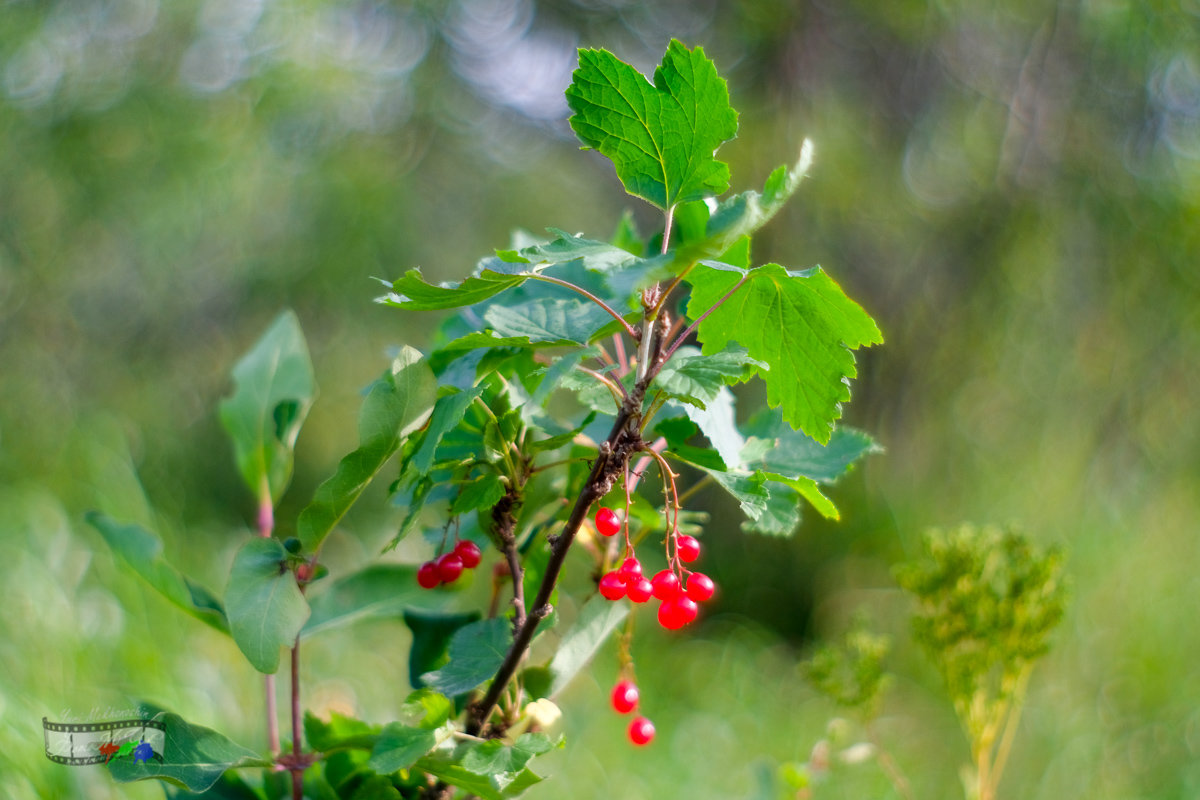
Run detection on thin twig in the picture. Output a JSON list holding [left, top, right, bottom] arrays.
[[290, 638, 302, 800]]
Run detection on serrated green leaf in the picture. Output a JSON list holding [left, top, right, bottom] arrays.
[[368, 725, 440, 775], [685, 262, 882, 443], [669, 383, 745, 469], [107, 713, 271, 793], [86, 512, 229, 634], [779, 474, 840, 521], [403, 609, 482, 691], [460, 734, 555, 776], [547, 596, 629, 697], [741, 407, 882, 483], [298, 349, 437, 553], [741, 483, 804, 536], [484, 298, 616, 346], [681, 143, 814, 262], [421, 617, 512, 697], [451, 472, 506, 514], [408, 386, 485, 477], [566, 40, 739, 210], [301, 564, 451, 638], [219, 310, 316, 503], [418, 748, 544, 800], [225, 538, 310, 674], [376, 269, 528, 311], [654, 345, 763, 410], [304, 711, 381, 753]]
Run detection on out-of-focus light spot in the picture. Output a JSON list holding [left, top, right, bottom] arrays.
[[180, 35, 247, 93], [448, 0, 577, 120], [1156, 54, 1200, 161], [95, 0, 160, 42], [4, 40, 63, 107], [902, 121, 974, 208]]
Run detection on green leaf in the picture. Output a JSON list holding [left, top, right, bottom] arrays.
[[107, 712, 271, 793], [654, 345, 763, 410], [421, 617, 512, 697], [348, 775, 402, 800], [484, 298, 616, 346], [741, 482, 803, 536], [461, 734, 555, 776], [218, 310, 316, 503], [417, 749, 544, 800], [225, 538, 310, 674], [86, 512, 228, 634], [302, 565, 451, 637], [368, 725, 440, 775], [566, 40, 739, 210], [304, 711, 381, 753], [163, 772, 261, 800], [741, 407, 881, 484], [376, 269, 528, 311], [670, 385, 745, 469], [403, 609, 482, 691], [547, 596, 629, 697], [681, 143, 814, 261], [298, 349, 437, 553], [408, 386, 486, 477], [685, 262, 882, 443], [451, 472, 506, 514]]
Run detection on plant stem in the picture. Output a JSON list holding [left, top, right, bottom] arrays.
[[256, 481, 282, 756], [290, 637, 302, 800], [988, 668, 1031, 800]]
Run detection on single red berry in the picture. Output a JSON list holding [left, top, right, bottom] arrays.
[[658, 595, 699, 630], [610, 680, 639, 714], [685, 572, 715, 602], [436, 553, 464, 584], [628, 716, 655, 746], [617, 556, 643, 584], [454, 540, 482, 569], [626, 576, 653, 603], [599, 571, 627, 600], [650, 569, 682, 600], [676, 535, 701, 563], [295, 563, 313, 583], [595, 507, 621, 537], [417, 561, 441, 589]]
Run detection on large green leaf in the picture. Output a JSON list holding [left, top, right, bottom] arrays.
[[741, 407, 882, 484], [86, 512, 228, 634], [304, 711, 380, 753], [653, 345, 763, 410], [408, 386, 485, 477], [225, 538, 310, 674], [417, 748, 544, 800], [376, 269, 528, 311], [460, 734, 556, 776], [403, 609, 482, 691], [218, 310, 316, 503], [301, 564, 451, 637], [566, 40, 739, 210], [483, 298, 616, 346], [107, 712, 271, 793], [685, 262, 883, 443], [547, 596, 629, 697], [421, 617, 512, 697], [297, 348, 436, 553], [368, 690, 455, 774]]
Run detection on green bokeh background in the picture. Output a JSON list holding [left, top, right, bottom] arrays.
[[2, 1, 1198, 798]]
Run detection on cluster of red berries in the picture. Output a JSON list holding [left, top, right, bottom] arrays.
[[417, 540, 482, 588], [594, 508, 715, 630], [610, 679, 654, 746]]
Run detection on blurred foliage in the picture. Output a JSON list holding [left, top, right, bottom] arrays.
[[3, 0, 1199, 798]]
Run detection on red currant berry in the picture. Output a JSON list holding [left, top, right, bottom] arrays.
[[676, 534, 701, 563], [658, 595, 699, 630], [436, 553, 464, 584], [454, 540, 482, 569], [417, 561, 441, 589], [626, 576, 653, 603], [295, 563, 313, 583], [610, 680, 639, 714], [595, 507, 621, 537], [617, 556, 643, 584], [627, 716, 655, 746], [685, 572, 715, 602], [599, 571, 626, 600], [650, 569, 682, 600]]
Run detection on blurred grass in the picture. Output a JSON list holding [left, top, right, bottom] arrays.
[[3, 1, 1199, 798]]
